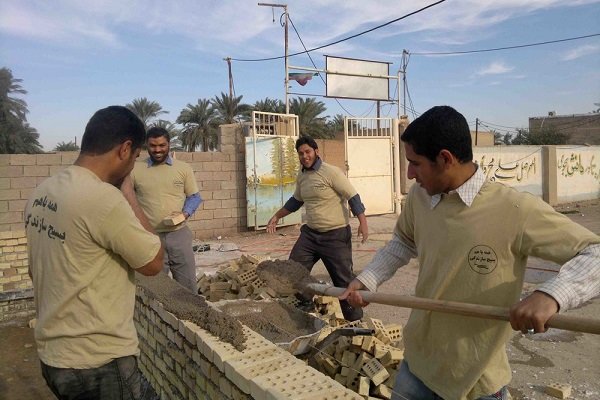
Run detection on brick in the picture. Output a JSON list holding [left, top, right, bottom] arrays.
[[36, 153, 62, 165], [61, 152, 78, 164], [20, 188, 33, 200], [0, 201, 7, 212], [0, 178, 9, 189], [9, 200, 27, 212], [9, 155, 36, 166], [0, 166, 23, 177], [49, 166, 65, 176], [194, 171, 213, 181], [0, 189, 21, 201], [23, 165, 49, 177], [203, 162, 222, 172], [0, 212, 22, 224], [0, 155, 8, 166], [10, 177, 37, 189], [545, 383, 571, 399]]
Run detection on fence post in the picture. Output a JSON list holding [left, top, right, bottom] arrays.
[[542, 145, 557, 205]]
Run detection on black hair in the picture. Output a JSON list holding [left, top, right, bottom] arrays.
[[400, 105, 473, 163], [295, 135, 318, 151], [146, 126, 170, 142], [80, 106, 145, 155]]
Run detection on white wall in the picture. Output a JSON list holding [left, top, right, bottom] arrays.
[[555, 146, 600, 202]]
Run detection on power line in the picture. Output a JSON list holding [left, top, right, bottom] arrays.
[[231, 0, 446, 62], [410, 33, 600, 56]]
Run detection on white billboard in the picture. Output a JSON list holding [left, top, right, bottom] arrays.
[[325, 55, 390, 101]]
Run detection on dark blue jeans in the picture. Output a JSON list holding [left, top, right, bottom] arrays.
[[41, 355, 142, 400]]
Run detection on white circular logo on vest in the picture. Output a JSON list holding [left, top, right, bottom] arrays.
[[468, 245, 498, 275]]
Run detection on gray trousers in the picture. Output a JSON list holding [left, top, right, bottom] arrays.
[[289, 224, 363, 321], [159, 225, 197, 292]]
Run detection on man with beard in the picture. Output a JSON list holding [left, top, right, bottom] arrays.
[[267, 135, 368, 321], [26, 106, 164, 399], [131, 126, 202, 292]]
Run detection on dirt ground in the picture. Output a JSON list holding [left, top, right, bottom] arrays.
[[1, 199, 599, 399]]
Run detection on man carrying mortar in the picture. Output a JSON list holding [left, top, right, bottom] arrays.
[[340, 106, 600, 400], [267, 135, 369, 321]]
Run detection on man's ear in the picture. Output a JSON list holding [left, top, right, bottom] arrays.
[[315, 148, 320, 157], [117, 140, 133, 160], [437, 149, 455, 168]]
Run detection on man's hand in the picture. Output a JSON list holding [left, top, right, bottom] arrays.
[[120, 174, 134, 196], [266, 215, 279, 234], [338, 279, 370, 308], [357, 214, 368, 243], [509, 291, 559, 334]]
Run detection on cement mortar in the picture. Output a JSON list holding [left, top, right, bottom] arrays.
[[217, 300, 322, 343], [256, 259, 317, 294], [136, 273, 246, 350]]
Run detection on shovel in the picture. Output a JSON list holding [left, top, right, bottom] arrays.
[[305, 283, 600, 335]]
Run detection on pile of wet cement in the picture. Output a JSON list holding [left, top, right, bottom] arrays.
[[256, 259, 318, 294], [217, 300, 322, 343], [136, 273, 246, 350]]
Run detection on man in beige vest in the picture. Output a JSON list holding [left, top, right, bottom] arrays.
[[131, 127, 202, 292], [26, 106, 164, 399], [340, 106, 600, 400], [268, 135, 368, 321]]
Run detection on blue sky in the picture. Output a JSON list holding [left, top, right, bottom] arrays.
[[1, 0, 599, 150]]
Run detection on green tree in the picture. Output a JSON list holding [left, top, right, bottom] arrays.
[[0, 67, 42, 154], [502, 133, 512, 145], [54, 141, 79, 151], [289, 97, 330, 138], [211, 92, 250, 124], [511, 126, 569, 145], [252, 98, 285, 114], [283, 136, 299, 180], [176, 99, 218, 152], [125, 97, 168, 129]]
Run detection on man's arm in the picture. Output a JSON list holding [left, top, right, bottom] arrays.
[[266, 197, 303, 233], [348, 194, 368, 243], [182, 192, 202, 218], [509, 243, 600, 333], [120, 175, 164, 276], [339, 233, 417, 307]]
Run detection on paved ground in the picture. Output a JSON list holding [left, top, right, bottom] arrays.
[[2, 199, 599, 399]]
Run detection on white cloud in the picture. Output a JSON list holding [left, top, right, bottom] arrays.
[[562, 44, 600, 61], [476, 61, 514, 76]]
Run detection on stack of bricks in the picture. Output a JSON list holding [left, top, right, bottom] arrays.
[[197, 254, 300, 305], [312, 318, 404, 399], [134, 287, 362, 400], [0, 230, 29, 292]]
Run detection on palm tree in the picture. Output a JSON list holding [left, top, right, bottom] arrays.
[[211, 92, 250, 124], [0, 67, 42, 153], [176, 99, 218, 152], [54, 141, 79, 151], [125, 97, 168, 129], [253, 98, 285, 114], [289, 97, 329, 138]]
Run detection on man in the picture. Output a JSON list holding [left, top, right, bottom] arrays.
[[131, 127, 202, 292], [340, 106, 600, 400], [26, 106, 164, 399], [267, 135, 368, 321]]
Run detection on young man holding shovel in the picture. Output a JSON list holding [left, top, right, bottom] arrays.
[[267, 135, 368, 321], [340, 106, 600, 400]]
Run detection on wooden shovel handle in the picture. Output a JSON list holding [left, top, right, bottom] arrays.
[[306, 283, 600, 335]]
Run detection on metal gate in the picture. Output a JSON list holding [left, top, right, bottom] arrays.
[[245, 111, 301, 229], [344, 117, 400, 215]]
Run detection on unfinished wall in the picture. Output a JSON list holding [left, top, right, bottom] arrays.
[[0, 230, 34, 322], [134, 287, 361, 400], [316, 135, 346, 172]]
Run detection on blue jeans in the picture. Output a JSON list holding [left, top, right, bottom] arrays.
[[392, 361, 510, 400], [41, 355, 142, 400]]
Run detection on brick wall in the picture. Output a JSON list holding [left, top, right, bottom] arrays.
[[0, 124, 248, 239], [0, 230, 34, 321], [134, 286, 359, 399], [317, 136, 347, 172]]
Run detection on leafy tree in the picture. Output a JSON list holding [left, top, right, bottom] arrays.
[[327, 114, 345, 135], [0, 67, 42, 153], [289, 97, 330, 138], [252, 98, 285, 114], [492, 130, 504, 145], [510, 126, 569, 145], [125, 97, 168, 129], [54, 141, 79, 151], [176, 99, 218, 152], [502, 133, 512, 145], [211, 92, 250, 124]]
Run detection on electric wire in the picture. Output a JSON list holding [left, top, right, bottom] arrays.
[[231, 1, 446, 62], [410, 33, 600, 56]]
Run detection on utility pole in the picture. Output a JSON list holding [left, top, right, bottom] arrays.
[[258, 3, 289, 114], [401, 50, 408, 117], [475, 118, 479, 146], [223, 57, 234, 98]]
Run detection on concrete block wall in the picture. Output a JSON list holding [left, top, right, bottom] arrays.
[[316, 136, 346, 172], [0, 230, 34, 321], [134, 287, 361, 400]]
